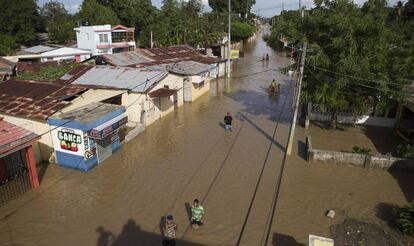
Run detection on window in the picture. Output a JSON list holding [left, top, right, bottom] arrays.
[[197, 81, 205, 89], [99, 34, 109, 43], [86, 33, 90, 40]]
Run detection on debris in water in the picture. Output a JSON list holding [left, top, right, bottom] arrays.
[[326, 209, 336, 219]]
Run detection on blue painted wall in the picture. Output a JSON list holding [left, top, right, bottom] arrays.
[[55, 150, 98, 171]]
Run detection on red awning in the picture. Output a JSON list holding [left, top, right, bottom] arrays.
[[0, 118, 40, 156], [149, 88, 178, 97]]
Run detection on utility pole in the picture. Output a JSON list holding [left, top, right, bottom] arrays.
[[299, 0, 301, 10], [227, 0, 232, 78], [150, 31, 153, 48], [286, 42, 307, 156]]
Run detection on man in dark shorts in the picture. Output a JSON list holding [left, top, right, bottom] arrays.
[[224, 112, 233, 132], [191, 199, 205, 229]]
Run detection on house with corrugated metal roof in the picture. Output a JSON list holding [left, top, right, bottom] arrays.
[[59, 65, 184, 129], [0, 79, 87, 164], [0, 117, 40, 204], [146, 61, 217, 102], [98, 45, 227, 78], [16, 45, 92, 63]]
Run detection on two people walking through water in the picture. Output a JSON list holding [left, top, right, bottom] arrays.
[[162, 199, 205, 245], [262, 53, 270, 61]]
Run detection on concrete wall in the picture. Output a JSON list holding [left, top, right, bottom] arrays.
[[309, 112, 397, 127], [0, 114, 54, 164], [218, 62, 226, 78], [191, 78, 210, 102], [306, 136, 414, 172], [121, 73, 184, 127]]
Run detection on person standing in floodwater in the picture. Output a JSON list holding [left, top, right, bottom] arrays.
[[266, 53, 269, 61], [224, 112, 233, 132], [191, 199, 205, 229], [163, 215, 177, 246]]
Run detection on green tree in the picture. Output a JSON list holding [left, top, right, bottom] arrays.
[[209, 0, 256, 18], [266, 0, 406, 128], [41, 1, 76, 44], [231, 21, 256, 41], [110, 0, 157, 32], [0, 0, 41, 44], [0, 34, 16, 56], [77, 0, 120, 26]]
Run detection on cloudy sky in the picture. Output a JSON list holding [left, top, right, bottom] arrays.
[[38, 0, 401, 17]]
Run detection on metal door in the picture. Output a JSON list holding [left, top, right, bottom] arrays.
[[96, 137, 112, 163]]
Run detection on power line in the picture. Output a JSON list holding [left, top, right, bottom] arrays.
[[305, 65, 403, 94], [307, 64, 411, 86], [36, 71, 166, 138], [252, 1, 313, 13]]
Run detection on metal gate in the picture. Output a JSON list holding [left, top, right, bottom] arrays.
[[0, 149, 31, 206], [97, 137, 112, 163]]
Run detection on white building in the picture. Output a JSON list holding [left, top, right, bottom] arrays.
[[17, 45, 92, 63], [74, 24, 136, 56], [147, 61, 217, 102]]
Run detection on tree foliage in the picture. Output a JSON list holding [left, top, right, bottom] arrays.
[[41, 1, 76, 44], [0, 0, 41, 44], [397, 200, 414, 235], [17, 63, 78, 81], [77, 0, 120, 26], [209, 0, 256, 18], [0, 34, 16, 56], [231, 21, 256, 41], [265, 0, 413, 128]]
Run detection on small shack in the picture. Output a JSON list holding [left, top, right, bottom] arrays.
[[0, 118, 40, 204], [48, 102, 127, 171]]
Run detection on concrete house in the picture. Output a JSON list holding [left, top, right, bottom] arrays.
[[74, 25, 136, 56], [59, 65, 184, 128], [100, 45, 226, 78], [146, 60, 217, 102]]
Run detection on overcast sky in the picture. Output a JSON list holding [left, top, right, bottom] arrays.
[[38, 0, 402, 17]]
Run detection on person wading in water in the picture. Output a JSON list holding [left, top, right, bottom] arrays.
[[191, 199, 205, 230], [224, 112, 233, 132], [163, 215, 177, 246]]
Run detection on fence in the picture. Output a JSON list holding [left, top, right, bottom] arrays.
[[306, 136, 414, 172], [307, 103, 397, 128], [0, 150, 32, 206]]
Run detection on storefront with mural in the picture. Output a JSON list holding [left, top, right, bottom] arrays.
[[48, 102, 127, 171]]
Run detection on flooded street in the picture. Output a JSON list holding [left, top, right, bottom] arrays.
[[0, 34, 295, 246], [1, 34, 413, 246]]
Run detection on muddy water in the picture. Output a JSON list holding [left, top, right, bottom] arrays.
[[0, 34, 412, 246]]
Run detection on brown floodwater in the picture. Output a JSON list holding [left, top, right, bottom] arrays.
[[0, 33, 413, 246]]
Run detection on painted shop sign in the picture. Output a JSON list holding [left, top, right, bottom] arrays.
[[52, 127, 86, 157], [88, 116, 127, 139]]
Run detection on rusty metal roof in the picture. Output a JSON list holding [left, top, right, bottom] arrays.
[[149, 88, 178, 98], [72, 66, 168, 93], [147, 61, 216, 76], [0, 118, 40, 155], [0, 79, 86, 121], [102, 52, 151, 66]]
